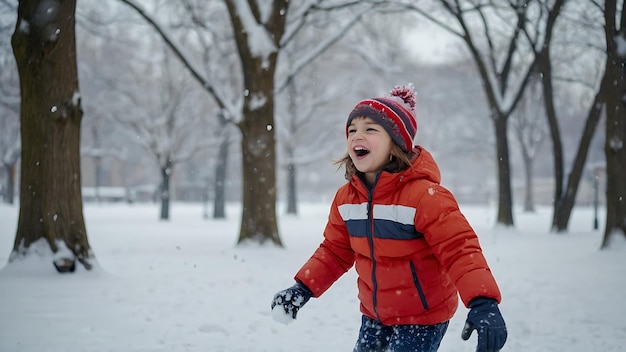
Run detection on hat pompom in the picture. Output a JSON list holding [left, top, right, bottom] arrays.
[[389, 84, 416, 113]]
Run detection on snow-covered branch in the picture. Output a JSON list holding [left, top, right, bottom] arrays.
[[115, 0, 239, 120]]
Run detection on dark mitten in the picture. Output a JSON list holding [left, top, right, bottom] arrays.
[[461, 297, 507, 352], [271, 282, 313, 320]]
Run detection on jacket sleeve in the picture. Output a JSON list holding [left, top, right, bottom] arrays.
[[413, 183, 502, 307], [294, 193, 355, 298]]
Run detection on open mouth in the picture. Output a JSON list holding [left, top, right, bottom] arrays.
[[354, 146, 370, 157]]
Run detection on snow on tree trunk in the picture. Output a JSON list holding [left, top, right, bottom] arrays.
[[10, 0, 93, 271], [226, 0, 287, 246]]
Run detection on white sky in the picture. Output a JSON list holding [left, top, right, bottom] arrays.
[[404, 23, 464, 64]]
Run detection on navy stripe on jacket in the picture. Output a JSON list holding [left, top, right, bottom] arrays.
[[339, 203, 424, 240]]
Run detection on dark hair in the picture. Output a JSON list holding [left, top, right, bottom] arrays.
[[335, 144, 416, 180]]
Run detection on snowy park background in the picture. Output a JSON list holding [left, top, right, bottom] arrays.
[[0, 1, 624, 351], [1, 201, 624, 352]]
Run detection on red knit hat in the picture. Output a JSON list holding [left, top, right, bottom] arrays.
[[346, 84, 418, 152]]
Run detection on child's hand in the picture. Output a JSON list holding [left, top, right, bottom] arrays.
[[271, 282, 313, 324], [461, 297, 507, 352]]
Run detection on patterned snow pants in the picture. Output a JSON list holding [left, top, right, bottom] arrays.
[[353, 315, 449, 352]]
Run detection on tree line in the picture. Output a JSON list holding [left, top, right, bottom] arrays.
[[0, 0, 623, 273]]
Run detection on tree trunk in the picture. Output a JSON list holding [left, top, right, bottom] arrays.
[[522, 150, 534, 212], [601, 0, 626, 248], [238, 74, 281, 244], [286, 161, 297, 215], [94, 155, 102, 204], [539, 45, 603, 233], [91, 124, 102, 204], [285, 79, 298, 216], [551, 91, 604, 232], [160, 160, 172, 220], [494, 116, 514, 225], [10, 0, 92, 270], [3, 163, 16, 205], [213, 130, 230, 219], [531, 14, 604, 232], [536, 49, 563, 224]]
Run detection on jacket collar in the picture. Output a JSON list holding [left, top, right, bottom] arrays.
[[349, 146, 441, 197]]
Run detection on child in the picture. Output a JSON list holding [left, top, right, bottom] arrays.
[[271, 85, 507, 352]]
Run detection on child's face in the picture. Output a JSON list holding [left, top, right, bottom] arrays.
[[346, 116, 394, 185]]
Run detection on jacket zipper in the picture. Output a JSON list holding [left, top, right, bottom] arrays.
[[367, 191, 381, 321], [364, 175, 381, 321], [409, 261, 429, 311]]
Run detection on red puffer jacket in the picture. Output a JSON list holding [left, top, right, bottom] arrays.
[[295, 146, 501, 326]]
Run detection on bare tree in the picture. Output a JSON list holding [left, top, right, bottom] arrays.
[[524, 0, 604, 232], [175, 0, 240, 220], [115, 0, 374, 245], [11, 0, 92, 271], [511, 74, 546, 212], [77, 3, 170, 205], [108, 48, 214, 220], [402, 0, 566, 226], [223, 0, 289, 243]]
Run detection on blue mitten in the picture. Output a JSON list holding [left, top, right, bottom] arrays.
[[271, 282, 313, 320], [461, 297, 507, 352]]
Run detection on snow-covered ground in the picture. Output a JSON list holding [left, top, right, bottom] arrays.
[[0, 202, 624, 352]]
